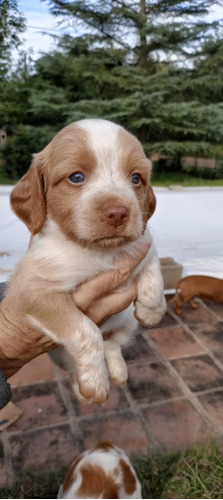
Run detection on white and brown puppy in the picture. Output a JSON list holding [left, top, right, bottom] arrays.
[[7, 119, 166, 403], [58, 441, 142, 499]]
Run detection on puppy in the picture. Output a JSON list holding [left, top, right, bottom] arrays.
[[169, 275, 223, 315], [57, 441, 142, 499], [6, 119, 166, 403]]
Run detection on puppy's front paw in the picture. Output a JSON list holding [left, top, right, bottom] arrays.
[[134, 298, 166, 327], [108, 357, 128, 387], [78, 363, 110, 404]]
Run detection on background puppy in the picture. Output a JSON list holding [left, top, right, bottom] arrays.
[[58, 441, 142, 499], [169, 275, 223, 315], [7, 119, 166, 403]]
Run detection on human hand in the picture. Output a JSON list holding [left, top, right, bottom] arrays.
[[1, 241, 150, 379], [73, 241, 151, 326]]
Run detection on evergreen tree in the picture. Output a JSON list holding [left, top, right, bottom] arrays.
[[1, 1, 223, 178], [0, 0, 26, 79], [44, 0, 222, 68]]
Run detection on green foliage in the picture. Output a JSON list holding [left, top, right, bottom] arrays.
[[0, 124, 57, 179], [0, 0, 26, 79], [134, 441, 223, 499], [45, 0, 222, 67], [0, 1, 223, 179]]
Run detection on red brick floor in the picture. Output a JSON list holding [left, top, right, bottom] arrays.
[[1, 298, 223, 487]]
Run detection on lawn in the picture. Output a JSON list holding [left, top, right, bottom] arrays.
[[0, 172, 16, 185], [1, 441, 223, 499], [152, 171, 223, 187]]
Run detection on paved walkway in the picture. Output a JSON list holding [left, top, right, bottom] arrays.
[[1, 287, 223, 489]]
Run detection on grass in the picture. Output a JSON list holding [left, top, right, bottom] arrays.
[[1, 442, 223, 499], [152, 171, 223, 187], [134, 441, 223, 499], [0, 172, 17, 185]]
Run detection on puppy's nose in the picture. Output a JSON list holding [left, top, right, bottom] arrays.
[[103, 205, 129, 226]]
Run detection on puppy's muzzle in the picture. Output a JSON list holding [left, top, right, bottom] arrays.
[[102, 205, 129, 227]]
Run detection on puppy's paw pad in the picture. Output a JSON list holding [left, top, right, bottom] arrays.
[[78, 371, 110, 404], [71, 382, 90, 404], [110, 363, 128, 387], [135, 300, 166, 327]]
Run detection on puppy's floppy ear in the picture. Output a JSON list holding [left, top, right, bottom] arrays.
[[146, 184, 156, 220], [10, 154, 46, 235]]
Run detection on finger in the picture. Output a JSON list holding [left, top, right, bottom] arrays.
[[73, 240, 150, 307], [86, 281, 138, 327]]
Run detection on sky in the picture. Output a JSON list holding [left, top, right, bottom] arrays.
[[17, 0, 223, 60], [17, 0, 75, 59]]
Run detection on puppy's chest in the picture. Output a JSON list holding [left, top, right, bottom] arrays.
[[31, 238, 117, 290], [30, 220, 152, 291], [31, 235, 149, 292]]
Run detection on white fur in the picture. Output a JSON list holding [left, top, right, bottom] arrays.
[[58, 443, 142, 499]]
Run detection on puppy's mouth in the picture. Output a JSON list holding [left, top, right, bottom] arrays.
[[89, 232, 136, 249]]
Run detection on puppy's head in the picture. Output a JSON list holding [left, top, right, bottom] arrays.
[[10, 119, 156, 248], [59, 441, 141, 499]]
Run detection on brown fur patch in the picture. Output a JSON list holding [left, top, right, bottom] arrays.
[[103, 332, 113, 341], [10, 158, 47, 235], [120, 458, 137, 495], [77, 464, 119, 499], [93, 440, 114, 452], [63, 456, 82, 494], [117, 127, 156, 229]]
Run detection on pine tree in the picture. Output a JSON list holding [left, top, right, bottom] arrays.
[[44, 0, 222, 68], [2, 1, 223, 178], [0, 0, 26, 80]]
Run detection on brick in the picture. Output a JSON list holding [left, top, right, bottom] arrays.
[[213, 350, 223, 366], [64, 379, 130, 417], [0, 440, 7, 488], [203, 301, 223, 320], [10, 381, 67, 431], [146, 311, 177, 330], [149, 325, 204, 359], [80, 412, 149, 454], [122, 333, 158, 365], [172, 355, 223, 392], [190, 321, 223, 351], [10, 425, 81, 475], [199, 390, 223, 431], [127, 361, 182, 404], [142, 399, 211, 452], [168, 301, 215, 324], [9, 354, 55, 386]]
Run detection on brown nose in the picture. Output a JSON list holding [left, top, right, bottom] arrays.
[[102, 205, 129, 227]]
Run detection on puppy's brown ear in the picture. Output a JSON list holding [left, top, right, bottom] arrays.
[[147, 184, 156, 220], [10, 155, 46, 235]]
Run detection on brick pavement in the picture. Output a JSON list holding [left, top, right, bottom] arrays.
[[0, 292, 223, 488]]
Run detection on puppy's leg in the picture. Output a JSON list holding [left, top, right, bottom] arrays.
[[49, 346, 88, 403], [134, 242, 166, 327], [189, 298, 199, 309], [26, 291, 109, 403], [104, 336, 128, 387], [175, 299, 183, 315]]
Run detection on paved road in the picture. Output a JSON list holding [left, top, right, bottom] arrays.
[[1, 186, 223, 283]]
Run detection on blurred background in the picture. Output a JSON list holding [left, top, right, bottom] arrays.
[[0, 0, 223, 186]]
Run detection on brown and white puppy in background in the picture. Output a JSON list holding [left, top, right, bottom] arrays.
[[169, 275, 223, 315], [7, 119, 166, 403], [58, 441, 142, 499]]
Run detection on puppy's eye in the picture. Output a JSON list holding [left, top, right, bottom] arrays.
[[69, 172, 85, 184], [131, 173, 141, 185]]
